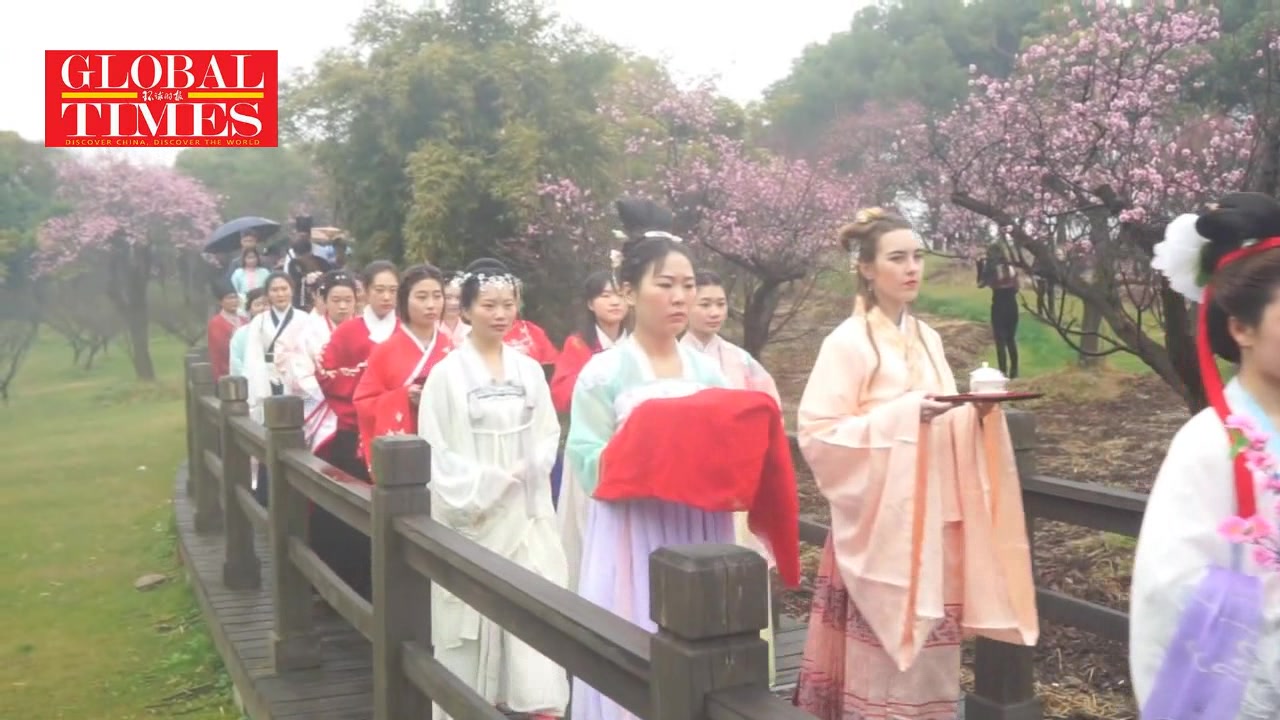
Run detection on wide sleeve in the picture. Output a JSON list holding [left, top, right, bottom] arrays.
[[285, 325, 325, 403], [742, 351, 781, 406], [230, 268, 246, 296], [564, 360, 616, 496], [207, 317, 232, 379], [243, 319, 271, 419], [549, 335, 592, 414], [798, 327, 925, 487], [415, 366, 520, 529], [229, 329, 248, 378], [529, 371, 563, 483], [316, 324, 349, 399], [1130, 416, 1240, 706]]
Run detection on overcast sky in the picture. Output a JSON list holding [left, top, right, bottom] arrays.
[[0, 0, 868, 165]]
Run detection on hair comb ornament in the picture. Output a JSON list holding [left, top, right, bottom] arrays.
[[643, 230, 684, 243], [1152, 213, 1213, 302]]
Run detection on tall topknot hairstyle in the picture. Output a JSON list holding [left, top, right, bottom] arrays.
[[611, 197, 688, 289]]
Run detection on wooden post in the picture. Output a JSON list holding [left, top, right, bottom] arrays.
[[966, 409, 1042, 720], [190, 362, 223, 534], [219, 376, 260, 590], [265, 395, 321, 672], [649, 544, 771, 720], [183, 351, 203, 497], [371, 435, 433, 720]]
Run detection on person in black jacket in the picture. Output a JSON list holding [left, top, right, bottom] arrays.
[[977, 242, 1020, 378]]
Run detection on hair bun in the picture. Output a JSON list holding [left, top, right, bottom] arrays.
[[615, 197, 674, 238], [1196, 192, 1280, 276], [839, 207, 905, 253], [464, 257, 510, 275]]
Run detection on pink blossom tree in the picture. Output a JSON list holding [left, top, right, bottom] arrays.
[[535, 77, 860, 356], [37, 156, 220, 381], [927, 3, 1253, 409]]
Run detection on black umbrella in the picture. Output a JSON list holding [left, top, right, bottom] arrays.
[[204, 216, 280, 254]]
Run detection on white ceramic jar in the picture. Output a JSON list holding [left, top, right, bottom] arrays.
[[969, 362, 1009, 394]]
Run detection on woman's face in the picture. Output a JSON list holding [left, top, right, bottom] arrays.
[[588, 284, 626, 327], [444, 285, 462, 317], [243, 251, 258, 269], [219, 293, 240, 314], [266, 277, 292, 310], [326, 286, 356, 325], [689, 284, 727, 337], [1232, 292, 1280, 381], [859, 229, 924, 307], [248, 296, 268, 316], [623, 251, 696, 338], [465, 284, 517, 341], [367, 270, 398, 318], [407, 278, 444, 328]]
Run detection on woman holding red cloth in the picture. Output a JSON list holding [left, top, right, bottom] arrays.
[[564, 199, 799, 720], [353, 263, 453, 474]]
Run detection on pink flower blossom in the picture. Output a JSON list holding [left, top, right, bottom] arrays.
[[1219, 515, 1274, 544], [1227, 414, 1270, 451]]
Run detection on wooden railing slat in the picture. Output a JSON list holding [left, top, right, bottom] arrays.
[[287, 536, 375, 640], [399, 641, 507, 720]]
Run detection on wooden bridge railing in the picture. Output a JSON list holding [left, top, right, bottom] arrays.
[[183, 352, 811, 720], [183, 350, 1147, 720]]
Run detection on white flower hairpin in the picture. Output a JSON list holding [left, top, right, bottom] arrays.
[[1151, 213, 1212, 302]]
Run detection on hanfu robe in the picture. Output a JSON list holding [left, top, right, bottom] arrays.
[[505, 318, 559, 366], [440, 316, 471, 346], [229, 323, 252, 378], [681, 331, 781, 683], [318, 305, 397, 451], [244, 305, 309, 423], [207, 311, 242, 380], [564, 339, 734, 720], [1130, 380, 1280, 717], [353, 325, 452, 475], [417, 340, 570, 718], [550, 328, 623, 414], [794, 307, 1037, 720]]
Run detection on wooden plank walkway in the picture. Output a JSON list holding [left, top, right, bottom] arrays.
[[175, 464, 811, 719]]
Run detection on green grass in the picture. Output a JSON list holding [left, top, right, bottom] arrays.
[[0, 332, 239, 720], [913, 262, 1152, 376]]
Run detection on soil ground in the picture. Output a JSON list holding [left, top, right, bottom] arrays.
[[759, 289, 1187, 720]]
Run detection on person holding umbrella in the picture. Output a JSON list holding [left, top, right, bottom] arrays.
[[205, 216, 281, 276]]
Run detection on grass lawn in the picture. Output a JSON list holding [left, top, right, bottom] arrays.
[[913, 262, 1152, 377], [0, 332, 238, 720]]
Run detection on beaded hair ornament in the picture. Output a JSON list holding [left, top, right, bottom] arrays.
[[458, 270, 519, 293]]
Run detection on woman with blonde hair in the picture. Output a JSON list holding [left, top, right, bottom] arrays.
[[793, 208, 1037, 720]]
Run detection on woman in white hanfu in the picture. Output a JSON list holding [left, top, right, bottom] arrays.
[[564, 199, 733, 720], [1132, 193, 1280, 719], [245, 272, 314, 503], [416, 257, 569, 720]]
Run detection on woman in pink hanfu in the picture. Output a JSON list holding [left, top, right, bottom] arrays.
[[681, 267, 782, 685], [793, 208, 1038, 720]]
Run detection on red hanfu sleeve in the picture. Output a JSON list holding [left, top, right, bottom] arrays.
[[524, 321, 560, 365], [549, 335, 593, 414], [207, 315, 234, 379]]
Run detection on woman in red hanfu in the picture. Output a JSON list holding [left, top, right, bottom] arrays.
[[207, 281, 244, 380], [547, 270, 628, 507], [504, 280, 559, 368], [549, 270, 628, 413], [317, 261, 400, 480], [353, 263, 453, 475]]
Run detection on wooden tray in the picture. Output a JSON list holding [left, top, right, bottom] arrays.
[[932, 391, 1043, 403]]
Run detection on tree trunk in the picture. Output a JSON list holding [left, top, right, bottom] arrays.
[[1160, 285, 1208, 413], [108, 242, 157, 382], [741, 280, 784, 359], [1077, 302, 1103, 368]]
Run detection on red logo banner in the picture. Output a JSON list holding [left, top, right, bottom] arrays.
[[44, 50, 279, 148]]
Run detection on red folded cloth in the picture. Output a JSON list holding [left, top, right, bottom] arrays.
[[595, 387, 801, 586]]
